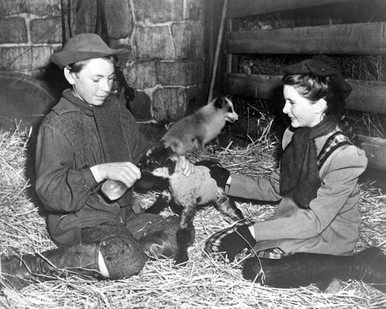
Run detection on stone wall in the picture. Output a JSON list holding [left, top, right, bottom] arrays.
[[0, 0, 61, 76], [0, 0, 205, 139]]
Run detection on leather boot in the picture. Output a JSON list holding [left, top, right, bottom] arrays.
[[243, 247, 386, 293], [344, 247, 386, 293], [139, 231, 176, 259], [1, 243, 103, 290], [243, 251, 342, 289]]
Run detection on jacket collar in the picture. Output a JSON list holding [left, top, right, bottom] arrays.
[[52, 89, 93, 116]]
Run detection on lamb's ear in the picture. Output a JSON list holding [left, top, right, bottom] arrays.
[[147, 142, 174, 164], [159, 139, 179, 157], [165, 158, 177, 175], [138, 146, 155, 168], [145, 147, 154, 157], [166, 145, 177, 157], [162, 138, 180, 155]]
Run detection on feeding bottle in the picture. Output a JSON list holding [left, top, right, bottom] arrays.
[[101, 179, 128, 201]]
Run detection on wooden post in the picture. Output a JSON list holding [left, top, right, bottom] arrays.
[[208, 0, 228, 103]]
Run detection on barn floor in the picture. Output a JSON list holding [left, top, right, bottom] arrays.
[[0, 129, 385, 309]]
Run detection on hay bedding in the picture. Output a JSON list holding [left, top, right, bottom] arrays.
[[0, 128, 385, 309]]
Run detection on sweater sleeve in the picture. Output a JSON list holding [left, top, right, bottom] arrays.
[[252, 145, 367, 241], [226, 168, 282, 202], [35, 124, 98, 213], [226, 127, 292, 201]]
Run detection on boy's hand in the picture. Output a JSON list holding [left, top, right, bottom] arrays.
[[91, 162, 141, 188]]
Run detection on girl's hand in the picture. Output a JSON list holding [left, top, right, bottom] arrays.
[[177, 156, 195, 177]]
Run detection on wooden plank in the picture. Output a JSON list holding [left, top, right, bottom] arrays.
[[227, 0, 352, 19], [225, 73, 282, 99], [357, 135, 386, 171], [346, 80, 386, 114], [225, 74, 386, 114], [227, 21, 386, 55]]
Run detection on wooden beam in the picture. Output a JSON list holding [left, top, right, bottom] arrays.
[[357, 135, 386, 171], [227, 21, 386, 55], [227, 0, 352, 19], [225, 73, 386, 114], [225, 74, 282, 99], [346, 80, 386, 114]]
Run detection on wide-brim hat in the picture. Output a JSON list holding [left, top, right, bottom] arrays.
[[51, 33, 129, 69]]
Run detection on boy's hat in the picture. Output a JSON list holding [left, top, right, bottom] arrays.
[[51, 33, 128, 68]]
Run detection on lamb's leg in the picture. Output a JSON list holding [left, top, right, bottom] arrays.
[[215, 188, 244, 221], [146, 191, 171, 214], [175, 204, 197, 265]]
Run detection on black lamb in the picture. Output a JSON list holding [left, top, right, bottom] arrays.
[[138, 143, 243, 265]]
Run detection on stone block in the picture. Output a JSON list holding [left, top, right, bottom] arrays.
[[0, 0, 28, 15], [153, 87, 188, 122], [157, 60, 204, 86], [133, 0, 183, 24], [30, 17, 62, 43], [0, 46, 53, 73], [172, 22, 204, 59], [0, 47, 31, 71], [124, 61, 157, 89], [28, 0, 61, 16], [134, 26, 174, 60], [0, 18, 28, 43], [31, 46, 53, 69]]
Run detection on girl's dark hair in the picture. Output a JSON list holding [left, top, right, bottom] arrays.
[[67, 56, 116, 73], [282, 73, 354, 139]]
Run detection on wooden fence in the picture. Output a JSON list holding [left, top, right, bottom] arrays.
[[221, 0, 386, 170]]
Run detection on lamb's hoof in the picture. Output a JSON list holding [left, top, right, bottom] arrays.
[[175, 252, 189, 266], [321, 278, 343, 293]]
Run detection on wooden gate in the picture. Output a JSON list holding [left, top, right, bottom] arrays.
[[210, 0, 386, 170]]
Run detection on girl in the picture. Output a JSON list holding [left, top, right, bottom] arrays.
[[203, 59, 386, 293]]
